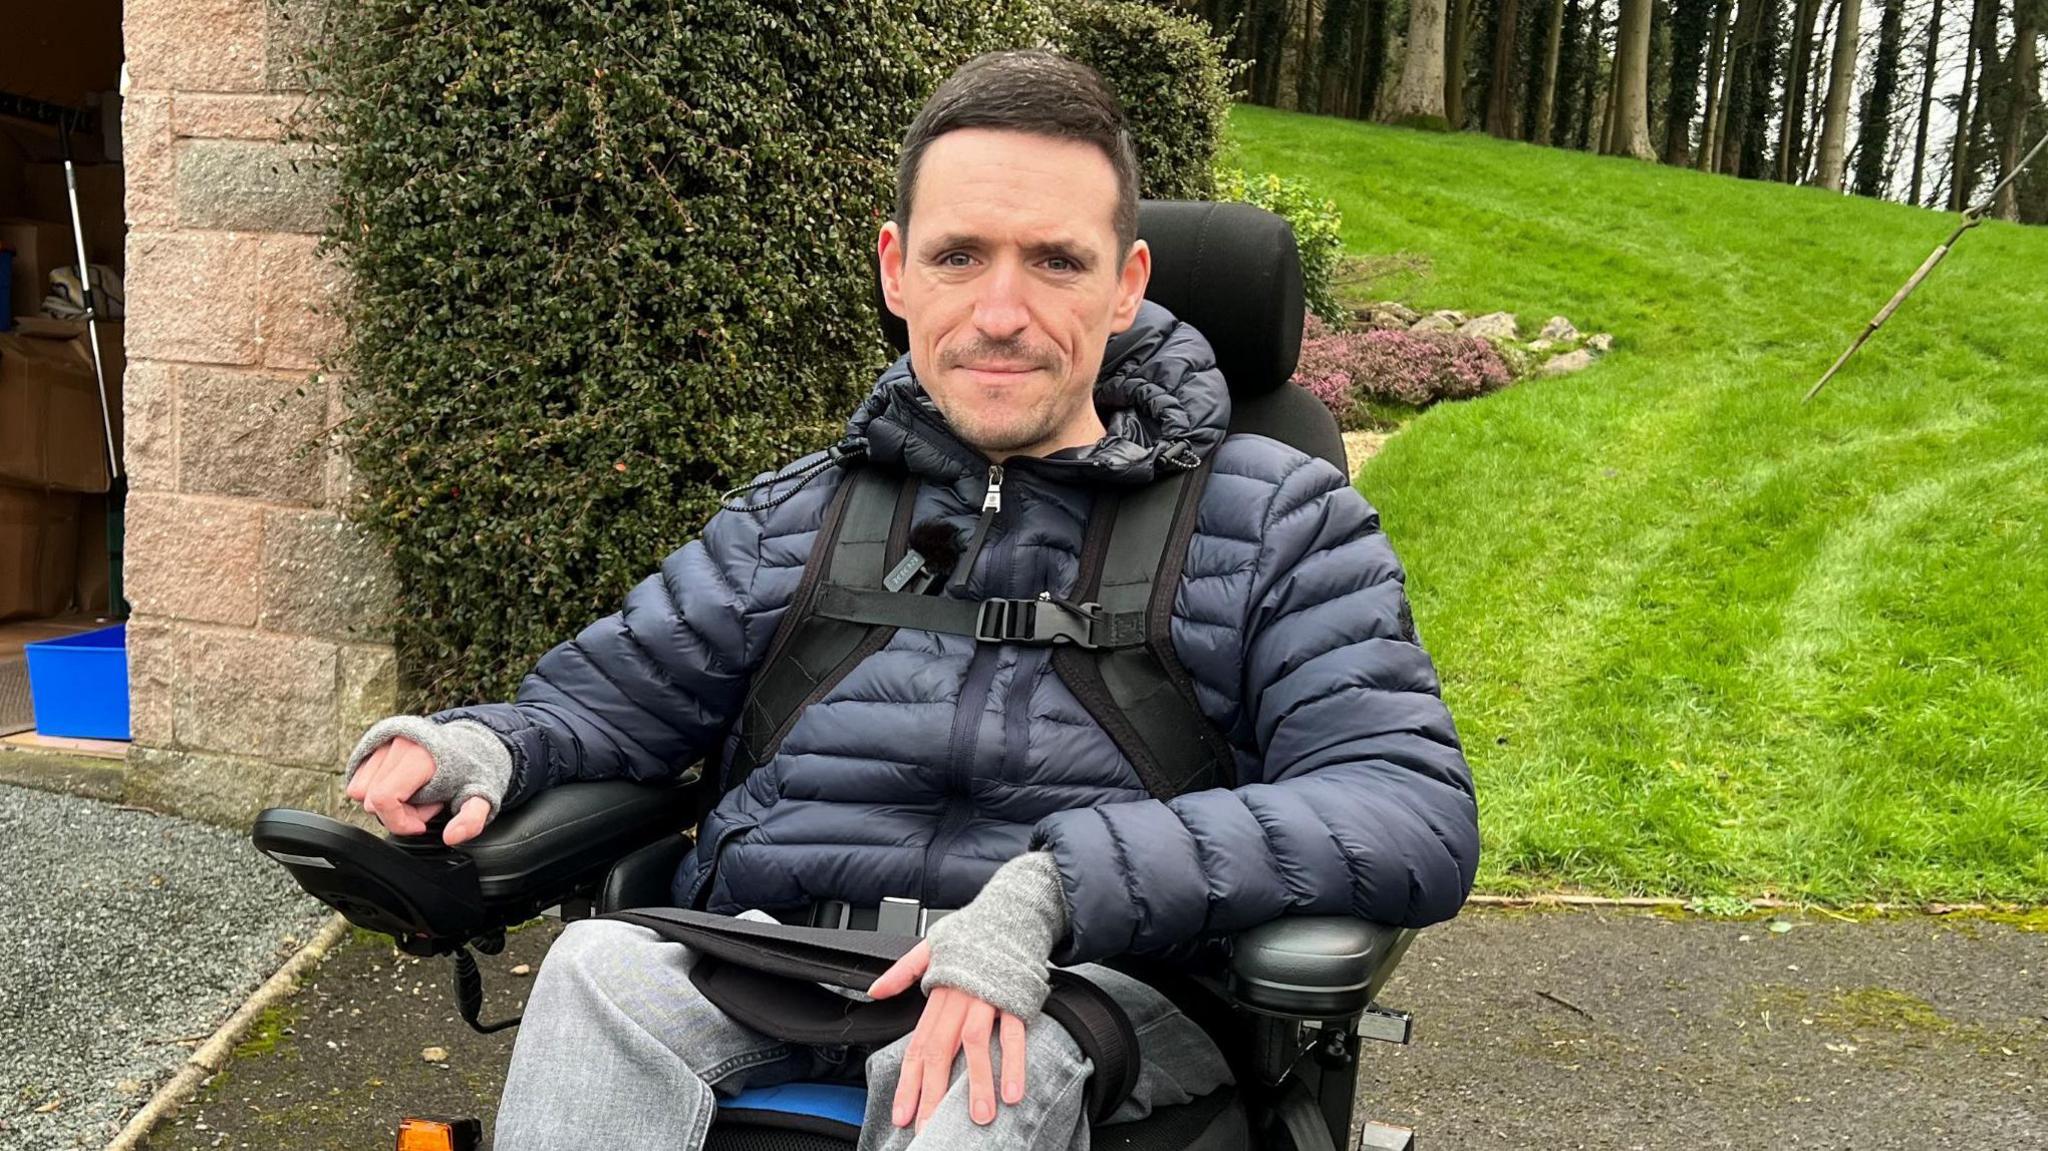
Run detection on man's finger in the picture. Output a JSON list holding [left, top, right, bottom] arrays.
[[442, 796, 492, 846], [999, 1011, 1027, 1105], [868, 940, 931, 999], [344, 743, 389, 801], [963, 999, 997, 1124], [914, 989, 970, 1133]]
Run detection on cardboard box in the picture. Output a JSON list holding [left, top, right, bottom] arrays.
[[14, 317, 126, 452], [0, 484, 82, 621], [0, 330, 114, 492], [0, 218, 73, 320], [21, 164, 125, 273]]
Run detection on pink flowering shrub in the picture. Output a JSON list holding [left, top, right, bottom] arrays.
[[1293, 314, 1514, 424]]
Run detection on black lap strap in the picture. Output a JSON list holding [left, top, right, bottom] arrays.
[[602, 907, 1140, 1125]]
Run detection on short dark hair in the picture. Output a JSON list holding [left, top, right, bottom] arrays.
[[894, 51, 1140, 261]]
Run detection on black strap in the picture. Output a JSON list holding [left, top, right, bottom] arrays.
[[1052, 461, 1237, 801], [602, 907, 1139, 1125], [735, 460, 1235, 804], [729, 468, 913, 788]]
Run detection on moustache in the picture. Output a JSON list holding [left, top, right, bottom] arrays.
[[940, 338, 1055, 373]]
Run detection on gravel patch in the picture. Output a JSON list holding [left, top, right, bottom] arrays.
[[0, 784, 326, 1150]]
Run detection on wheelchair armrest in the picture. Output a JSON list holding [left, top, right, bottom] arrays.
[[253, 777, 707, 956], [1225, 917, 1415, 1019], [453, 776, 707, 918]]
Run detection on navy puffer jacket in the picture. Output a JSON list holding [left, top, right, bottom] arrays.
[[441, 302, 1478, 963]]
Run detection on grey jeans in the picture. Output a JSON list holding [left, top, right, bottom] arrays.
[[492, 919, 1233, 1151]]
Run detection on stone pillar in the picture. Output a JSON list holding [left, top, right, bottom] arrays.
[[120, 0, 391, 823]]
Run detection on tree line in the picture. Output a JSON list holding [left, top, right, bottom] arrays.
[[1178, 0, 2046, 221]]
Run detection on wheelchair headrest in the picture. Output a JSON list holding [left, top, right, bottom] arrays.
[[874, 200, 1305, 398]]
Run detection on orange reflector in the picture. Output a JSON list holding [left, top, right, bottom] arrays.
[[396, 1118, 454, 1151], [396, 1116, 479, 1151]]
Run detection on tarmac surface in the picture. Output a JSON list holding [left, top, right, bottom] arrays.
[[134, 904, 2045, 1150], [0, 784, 327, 1151]]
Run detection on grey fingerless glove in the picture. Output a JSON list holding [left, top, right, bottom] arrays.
[[344, 716, 514, 823], [920, 850, 1070, 1021]]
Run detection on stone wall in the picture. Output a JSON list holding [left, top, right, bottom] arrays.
[[120, 0, 390, 823]]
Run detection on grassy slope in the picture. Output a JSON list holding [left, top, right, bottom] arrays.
[[1230, 104, 2048, 902]]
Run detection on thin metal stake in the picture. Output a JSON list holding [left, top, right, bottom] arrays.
[[57, 117, 121, 478]]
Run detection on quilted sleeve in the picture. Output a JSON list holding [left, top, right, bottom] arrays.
[[433, 461, 843, 810], [1033, 453, 1479, 963]]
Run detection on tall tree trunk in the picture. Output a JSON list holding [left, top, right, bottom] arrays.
[[1297, 0, 1324, 111], [1537, 0, 1572, 139], [1487, 0, 1530, 133], [1813, 0, 1862, 187], [1797, 0, 1840, 181], [1779, 0, 1823, 179], [1318, 0, 1356, 112], [1359, 0, 1392, 116], [1909, 0, 1946, 204], [1996, 0, 2041, 217], [1717, 0, 1761, 172], [1446, 0, 1477, 125], [1559, 0, 1592, 141], [1578, 0, 1611, 147], [1664, 0, 1714, 162], [1699, 0, 1735, 167], [1855, 0, 1909, 195], [1526, 0, 1559, 136], [1948, 0, 1993, 207], [1607, 0, 1659, 153], [1739, 0, 1785, 175], [1386, 0, 1453, 122]]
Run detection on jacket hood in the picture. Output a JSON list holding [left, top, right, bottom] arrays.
[[844, 300, 1232, 486]]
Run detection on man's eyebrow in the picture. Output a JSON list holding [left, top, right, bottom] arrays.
[[918, 233, 1100, 264]]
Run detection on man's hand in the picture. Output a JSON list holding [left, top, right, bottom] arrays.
[[868, 940, 1028, 1132], [343, 735, 492, 846]]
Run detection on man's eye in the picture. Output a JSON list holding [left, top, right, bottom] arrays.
[[1045, 257, 1077, 273], [939, 252, 974, 268]]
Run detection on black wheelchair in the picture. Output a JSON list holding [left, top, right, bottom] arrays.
[[255, 201, 1424, 1151]]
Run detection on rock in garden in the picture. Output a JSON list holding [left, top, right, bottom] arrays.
[[1365, 300, 1419, 326], [1458, 311, 1519, 341], [1529, 337, 1555, 352], [421, 1046, 449, 1064], [511, 964, 532, 977], [1586, 332, 1613, 355], [1540, 349, 1596, 376], [1411, 312, 1459, 333], [1540, 316, 1579, 341]]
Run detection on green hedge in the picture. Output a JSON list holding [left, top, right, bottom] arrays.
[[1213, 166, 1348, 325], [319, 1, 1233, 709], [1054, 1, 1238, 200]]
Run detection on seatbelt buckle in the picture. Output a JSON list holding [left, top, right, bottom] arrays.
[[974, 596, 1102, 648]]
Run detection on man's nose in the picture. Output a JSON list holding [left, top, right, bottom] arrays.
[[971, 259, 1030, 341]]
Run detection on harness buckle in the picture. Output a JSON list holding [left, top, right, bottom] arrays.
[[974, 597, 1103, 648]]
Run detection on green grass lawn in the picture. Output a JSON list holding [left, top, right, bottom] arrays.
[[1229, 104, 2048, 904]]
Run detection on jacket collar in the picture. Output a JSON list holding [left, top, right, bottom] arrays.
[[844, 301, 1231, 487]]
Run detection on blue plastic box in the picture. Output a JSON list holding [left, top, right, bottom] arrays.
[[24, 624, 131, 740]]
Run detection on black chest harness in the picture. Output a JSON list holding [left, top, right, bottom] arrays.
[[604, 456, 1245, 1128], [727, 456, 1239, 803]]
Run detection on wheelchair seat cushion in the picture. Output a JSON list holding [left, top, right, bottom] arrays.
[[704, 1081, 1246, 1151]]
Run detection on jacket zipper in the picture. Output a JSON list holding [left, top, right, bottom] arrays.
[[924, 464, 1006, 902], [947, 464, 1003, 594]]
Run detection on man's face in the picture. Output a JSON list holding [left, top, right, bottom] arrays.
[[877, 128, 1150, 459]]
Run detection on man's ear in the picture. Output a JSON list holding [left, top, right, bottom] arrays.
[[877, 221, 907, 321], [1111, 239, 1150, 332]]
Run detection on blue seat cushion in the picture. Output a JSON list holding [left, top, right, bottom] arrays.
[[718, 1081, 866, 1137]]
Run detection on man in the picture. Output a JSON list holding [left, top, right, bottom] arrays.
[[343, 50, 1478, 1151]]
